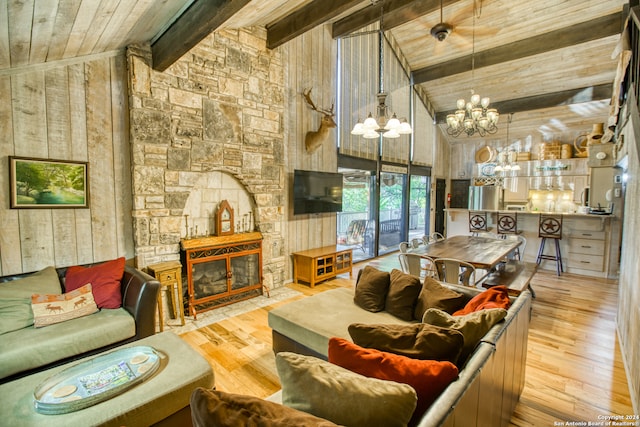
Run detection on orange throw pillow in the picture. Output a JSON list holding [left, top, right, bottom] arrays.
[[328, 337, 459, 426], [65, 257, 125, 309], [453, 286, 511, 316]]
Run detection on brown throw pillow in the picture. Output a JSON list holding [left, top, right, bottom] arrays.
[[413, 277, 466, 320], [422, 307, 508, 366], [190, 388, 339, 427], [348, 322, 464, 364], [353, 265, 390, 312], [385, 269, 422, 321]]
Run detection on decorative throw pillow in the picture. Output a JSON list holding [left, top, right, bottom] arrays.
[[423, 307, 508, 365], [0, 266, 61, 334], [31, 284, 98, 327], [65, 257, 125, 309], [190, 388, 339, 427], [275, 351, 417, 427], [453, 286, 511, 316], [328, 337, 459, 425], [413, 277, 466, 320], [385, 269, 422, 321], [353, 265, 390, 312], [348, 322, 464, 364]]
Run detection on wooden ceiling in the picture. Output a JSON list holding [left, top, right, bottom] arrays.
[[0, 0, 630, 145]]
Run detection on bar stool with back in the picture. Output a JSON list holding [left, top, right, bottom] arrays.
[[469, 211, 491, 236], [536, 214, 564, 276]]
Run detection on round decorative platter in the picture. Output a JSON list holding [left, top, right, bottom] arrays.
[[34, 346, 162, 415]]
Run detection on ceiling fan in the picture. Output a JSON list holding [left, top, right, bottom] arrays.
[[427, 0, 497, 52]]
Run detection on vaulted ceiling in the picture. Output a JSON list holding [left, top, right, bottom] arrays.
[[0, 0, 631, 145]]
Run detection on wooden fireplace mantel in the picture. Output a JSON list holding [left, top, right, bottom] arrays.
[[180, 231, 263, 250]]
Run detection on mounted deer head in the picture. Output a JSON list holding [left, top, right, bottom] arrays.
[[303, 88, 336, 153]]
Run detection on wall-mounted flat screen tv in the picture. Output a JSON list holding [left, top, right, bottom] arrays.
[[293, 169, 343, 215]]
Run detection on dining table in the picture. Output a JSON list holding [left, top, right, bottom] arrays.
[[409, 235, 522, 272]]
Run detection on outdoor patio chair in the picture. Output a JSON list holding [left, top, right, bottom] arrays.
[[345, 219, 368, 251]]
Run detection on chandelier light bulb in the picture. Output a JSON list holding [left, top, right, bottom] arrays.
[[363, 129, 380, 139], [382, 129, 400, 138], [470, 93, 481, 105], [363, 114, 379, 130], [481, 97, 490, 108], [385, 114, 400, 130], [398, 121, 412, 134], [351, 122, 365, 135], [456, 99, 466, 109]]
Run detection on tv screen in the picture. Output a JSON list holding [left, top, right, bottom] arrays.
[[293, 170, 343, 215]]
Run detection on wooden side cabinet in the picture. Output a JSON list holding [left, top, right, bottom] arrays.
[[147, 260, 185, 331], [292, 246, 353, 287]]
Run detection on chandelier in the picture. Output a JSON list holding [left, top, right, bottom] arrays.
[[446, 93, 499, 137], [351, 93, 412, 139], [445, 0, 498, 137], [494, 113, 519, 172], [351, 3, 413, 140]]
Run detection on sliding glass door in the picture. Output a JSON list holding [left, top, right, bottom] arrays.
[[378, 170, 407, 255]]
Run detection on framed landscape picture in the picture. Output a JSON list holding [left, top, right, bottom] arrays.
[[9, 156, 89, 208]]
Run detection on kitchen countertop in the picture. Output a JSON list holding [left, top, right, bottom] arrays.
[[445, 208, 614, 218]]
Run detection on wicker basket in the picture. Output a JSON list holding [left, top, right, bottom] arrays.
[[539, 141, 562, 160]]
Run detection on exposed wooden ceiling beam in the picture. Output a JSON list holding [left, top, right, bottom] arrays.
[[332, 0, 465, 39], [414, 11, 624, 84], [266, 0, 362, 49], [151, 0, 251, 71], [434, 84, 613, 123]]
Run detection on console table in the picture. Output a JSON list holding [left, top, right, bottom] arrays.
[[181, 232, 263, 318], [292, 246, 352, 287]]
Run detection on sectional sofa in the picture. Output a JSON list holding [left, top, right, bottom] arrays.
[[267, 270, 532, 427]]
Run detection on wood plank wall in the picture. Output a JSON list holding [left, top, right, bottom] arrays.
[[617, 115, 640, 412], [0, 53, 134, 276], [283, 25, 338, 269]]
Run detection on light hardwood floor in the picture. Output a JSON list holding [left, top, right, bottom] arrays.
[[178, 258, 635, 424]]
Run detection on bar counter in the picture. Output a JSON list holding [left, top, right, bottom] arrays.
[[444, 208, 620, 278]]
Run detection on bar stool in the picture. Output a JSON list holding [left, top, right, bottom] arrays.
[[536, 214, 564, 276], [469, 211, 491, 236], [497, 211, 519, 237]]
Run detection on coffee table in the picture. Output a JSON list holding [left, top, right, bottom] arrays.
[[0, 332, 214, 427]]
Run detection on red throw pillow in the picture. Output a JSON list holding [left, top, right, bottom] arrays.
[[65, 257, 125, 309], [328, 337, 459, 426], [453, 286, 511, 316]]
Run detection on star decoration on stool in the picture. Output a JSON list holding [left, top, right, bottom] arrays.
[[499, 216, 516, 231], [470, 215, 486, 230], [540, 218, 561, 235]]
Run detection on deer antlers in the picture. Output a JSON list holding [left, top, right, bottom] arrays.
[[303, 88, 334, 117], [302, 88, 337, 153]]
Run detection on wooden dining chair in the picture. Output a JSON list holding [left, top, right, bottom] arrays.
[[398, 253, 437, 280], [434, 257, 476, 286]]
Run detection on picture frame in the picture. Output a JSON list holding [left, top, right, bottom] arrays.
[[9, 156, 89, 209]]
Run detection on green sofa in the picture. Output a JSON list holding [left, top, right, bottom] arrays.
[[0, 263, 160, 384]]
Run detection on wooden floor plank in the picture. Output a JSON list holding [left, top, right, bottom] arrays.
[[177, 256, 634, 424]]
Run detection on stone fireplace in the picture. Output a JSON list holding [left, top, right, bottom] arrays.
[[126, 27, 286, 295]]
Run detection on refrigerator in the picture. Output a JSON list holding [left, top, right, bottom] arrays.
[[468, 186, 504, 210], [589, 167, 622, 211]]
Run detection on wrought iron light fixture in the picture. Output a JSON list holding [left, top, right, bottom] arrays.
[[445, 0, 498, 137], [351, 3, 412, 140], [446, 93, 499, 137]]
